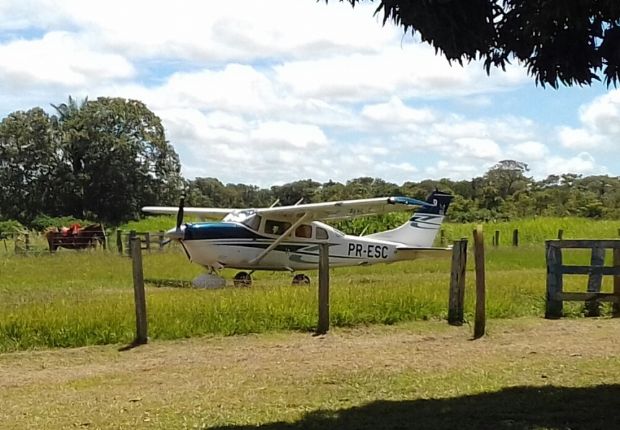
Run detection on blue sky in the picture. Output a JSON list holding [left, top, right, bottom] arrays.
[[0, 0, 618, 187]]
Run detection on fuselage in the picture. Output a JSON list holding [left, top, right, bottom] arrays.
[[177, 220, 405, 271]]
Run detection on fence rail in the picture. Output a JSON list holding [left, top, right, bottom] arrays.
[[116, 230, 168, 255], [545, 239, 620, 318]]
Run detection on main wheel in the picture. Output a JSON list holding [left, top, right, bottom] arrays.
[[233, 271, 252, 287], [292, 274, 310, 286]]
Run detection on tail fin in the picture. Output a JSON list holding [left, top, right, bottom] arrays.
[[365, 190, 453, 247]]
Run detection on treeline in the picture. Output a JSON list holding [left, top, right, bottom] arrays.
[[187, 163, 620, 223], [1, 97, 619, 231]]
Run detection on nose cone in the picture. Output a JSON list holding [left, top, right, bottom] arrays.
[[165, 225, 186, 240]]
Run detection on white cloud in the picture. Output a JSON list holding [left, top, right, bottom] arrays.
[[509, 141, 548, 161], [542, 152, 602, 176], [558, 126, 605, 150], [361, 97, 435, 125], [0, 31, 134, 88]]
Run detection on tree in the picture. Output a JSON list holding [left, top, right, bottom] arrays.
[[271, 180, 321, 205], [56, 97, 183, 224], [336, 0, 620, 87], [0, 108, 61, 222]]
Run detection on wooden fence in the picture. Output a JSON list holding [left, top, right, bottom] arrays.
[[545, 239, 620, 318], [116, 230, 168, 255]]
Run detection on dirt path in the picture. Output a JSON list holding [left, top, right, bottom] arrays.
[[1, 318, 619, 429]]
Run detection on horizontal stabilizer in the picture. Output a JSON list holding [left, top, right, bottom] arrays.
[[393, 247, 452, 261]]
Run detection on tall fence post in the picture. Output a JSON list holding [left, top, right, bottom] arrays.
[[130, 237, 148, 345], [585, 246, 605, 317], [473, 226, 486, 339], [493, 230, 500, 247], [24, 233, 30, 251], [317, 242, 330, 335], [128, 230, 136, 257], [448, 239, 468, 326], [557, 229, 564, 240], [144, 232, 151, 252], [545, 241, 564, 319], [613, 247, 620, 317], [158, 230, 165, 250], [512, 229, 519, 247], [116, 229, 123, 255]]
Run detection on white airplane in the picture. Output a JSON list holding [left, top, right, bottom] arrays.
[[142, 190, 453, 287]]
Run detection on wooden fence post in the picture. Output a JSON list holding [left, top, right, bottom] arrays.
[[116, 229, 123, 255], [440, 229, 446, 246], [130, 237, 148, 345], [613, 247, 620, 317], [493, 230, 500, 247], [585, 246, 605, 317], [317, 242, 330, 335], [512, 229, 519, 247], [473, 226, 486, 339], [448, 239, 468, 326], [128, 230, 136, 257], [24, 233, 30, 251], [158, 230, 165, 250], [557, 229, 564, 240], [545, 241, 564, 319], [144, 232, 151, 252]]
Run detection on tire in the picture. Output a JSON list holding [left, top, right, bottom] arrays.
[[233, 271, 252, 287], [292, 274, 310, 286]]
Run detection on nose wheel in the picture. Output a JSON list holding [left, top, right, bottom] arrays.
[[233, 271, 252, 287], [292, 274, 310, 286]]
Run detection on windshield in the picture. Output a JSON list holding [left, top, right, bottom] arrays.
[[223, 210, 256, 224]]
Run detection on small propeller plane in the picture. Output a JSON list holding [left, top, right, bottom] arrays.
[[142, 190, 453, 287]]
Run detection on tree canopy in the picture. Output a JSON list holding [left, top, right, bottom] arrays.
[[0, 97, 183, 225], [336, 0, 620, 88]]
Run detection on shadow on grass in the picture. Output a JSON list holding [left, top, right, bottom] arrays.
[[209, 384, 620, 430]]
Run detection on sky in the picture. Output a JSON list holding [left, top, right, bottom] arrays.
[[0, 0, 618, 188]]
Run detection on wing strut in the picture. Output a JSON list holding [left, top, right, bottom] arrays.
[[248, 213, 310, 265]]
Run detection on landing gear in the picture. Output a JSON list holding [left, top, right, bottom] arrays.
[[233, 271, 252, 287], [292, 274, 310, 286]]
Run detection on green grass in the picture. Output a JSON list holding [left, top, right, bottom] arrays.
[[0, 217, 618, 352]]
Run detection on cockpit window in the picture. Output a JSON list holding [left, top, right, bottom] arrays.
[[316, 227, 328, 240], [265, 219, 291, 236]]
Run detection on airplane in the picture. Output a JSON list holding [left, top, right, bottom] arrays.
[[142, 190, 453, 288]]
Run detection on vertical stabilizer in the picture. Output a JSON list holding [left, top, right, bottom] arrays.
[[365, 191, 453, 247]]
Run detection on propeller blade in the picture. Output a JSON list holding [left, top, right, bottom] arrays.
[[176, 195, 185, 230]]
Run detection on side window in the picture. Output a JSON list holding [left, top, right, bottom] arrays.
[[295, 224, 312, 239], [265, 219, 291, 235], [316, 227, 328, 240]]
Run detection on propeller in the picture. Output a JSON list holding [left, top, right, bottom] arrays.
[[163, 195, 186, 243], [176, 195, 185, 230]]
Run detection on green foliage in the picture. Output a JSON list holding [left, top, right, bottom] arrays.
[[0, 220, 24, 235], [0, 96, 183, 227], [29, 215, 91, 232], [339, 0, 620, 87]]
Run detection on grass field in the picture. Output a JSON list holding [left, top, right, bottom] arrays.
[[1, 214, 618, 352]]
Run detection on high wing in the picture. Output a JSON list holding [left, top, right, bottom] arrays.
[[254, 196, 432, 221], [141, 206, 232, 220], [143, 196, 432, 222]]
